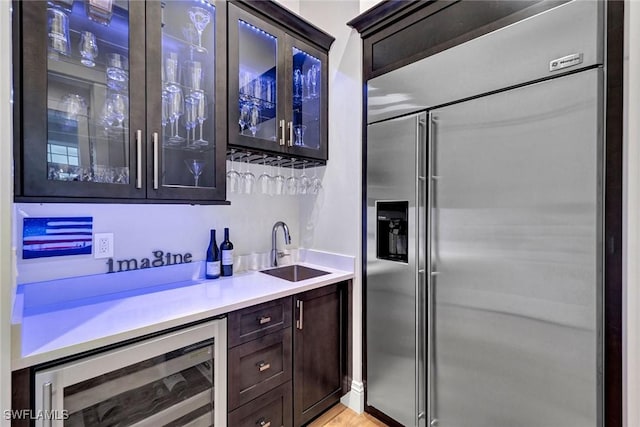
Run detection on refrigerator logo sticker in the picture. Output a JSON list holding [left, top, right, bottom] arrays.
[[549, 53, 584, 72]]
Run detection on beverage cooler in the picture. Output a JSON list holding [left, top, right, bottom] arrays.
[[34, 318, 227, 427]]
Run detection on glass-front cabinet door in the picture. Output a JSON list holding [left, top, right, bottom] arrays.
[[228, 4, 285, 154], [145, 0, 226, 201], [286, 37, 328, 160], [227, 4, 328, 162], [20, 0, 146, 199]]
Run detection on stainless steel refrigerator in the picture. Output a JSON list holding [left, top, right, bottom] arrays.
[[365, 2, 602, 426]]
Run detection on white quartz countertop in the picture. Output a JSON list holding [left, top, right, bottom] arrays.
[[12, 251, 354, 370]]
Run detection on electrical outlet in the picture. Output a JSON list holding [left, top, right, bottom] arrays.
[[94, 233, 114, 259]]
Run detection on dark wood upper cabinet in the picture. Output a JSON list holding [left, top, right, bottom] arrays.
[[14, 0, 227, 203], [228, 2, 331, 162], [293, 283, 343, 426]]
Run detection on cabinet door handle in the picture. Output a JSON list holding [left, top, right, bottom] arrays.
[[288, 121, 293, 147], [43, 382, 52, 427], [153, 132, 159, 190], [136, 130, 142, 189], [257, 417, 271, 427], [257, 361, 271, 372], [279, 119, 286, 146], [259, 315, 272, 325], [296, 300, 304, 330]]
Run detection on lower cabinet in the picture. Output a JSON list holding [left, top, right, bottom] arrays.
[[293, 284, 343, 426], [228, 283, 345, 427]]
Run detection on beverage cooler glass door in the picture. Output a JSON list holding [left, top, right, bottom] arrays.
[[44, 0, 134, 192], [158, 0, 217, 191], [34, 318, 227, 427]]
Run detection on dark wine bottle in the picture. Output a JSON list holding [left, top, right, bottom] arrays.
[[205, 229, 220, 279], [220, 228, 234, 277]]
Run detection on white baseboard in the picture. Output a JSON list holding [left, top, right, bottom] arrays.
[[340, 380, 365, 414]]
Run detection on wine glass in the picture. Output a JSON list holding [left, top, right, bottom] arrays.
[[310, 64, 318, 98], [167, 89, 185, 144], [239, 103, 250, 134], [286, 159, 298, 196], [258, 154, 272, 195], [226, 149, 241, 193], [293, 68, 302, 101], [183, 96, 197, 148], [79, 31, 98, 67], [164, 52, 180, 92], [188, 7, 211, 53], [242, 152, 256, 194], [305, 68, 312, 100], [310, 163, 323, 194], [249, 104, 260, 137], [273, 156, 285, 196], [293, 125, 307, 146], [108, 92, 127, 128], [193, 94, 208, 146], [100, 97, 114, 133], [299, 160, 310, 195], [161, 91, 169, 142], [61, 94, 87, 125], [183, 60, 203, 94], [185, 159, 206, 187]]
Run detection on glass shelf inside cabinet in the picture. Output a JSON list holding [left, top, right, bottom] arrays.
[[160, 0, 217, 190], [291, 47, 321, 151], [63, 339, 215, 427], [237, 20, 278, 144], [46, 0, 131, 185]]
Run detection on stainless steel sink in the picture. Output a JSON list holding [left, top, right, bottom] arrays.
[[260, 265, 330, 282]]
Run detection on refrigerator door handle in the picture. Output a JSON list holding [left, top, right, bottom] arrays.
[[427, 111, 438, 427], [416, 113, 428, 426]]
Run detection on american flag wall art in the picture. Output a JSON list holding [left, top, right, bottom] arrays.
[[23, 217, 93, 259]]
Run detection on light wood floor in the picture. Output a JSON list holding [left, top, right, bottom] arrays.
[[308, 404, 389, 427]]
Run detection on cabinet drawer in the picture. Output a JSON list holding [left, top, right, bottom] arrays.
[[228, 381, 293, 427], [228, 328, 292, 410], [228, 297, 292, 347]]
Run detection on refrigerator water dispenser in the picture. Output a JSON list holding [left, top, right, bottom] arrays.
[[376, 201, 408, 263]]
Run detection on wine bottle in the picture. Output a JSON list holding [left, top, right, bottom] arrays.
[[220, 228, 234, 276], [206, 229, 220, 279], [162, 372, 187, 399]]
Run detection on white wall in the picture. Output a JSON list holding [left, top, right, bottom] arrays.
[[298, 0, 364, 410], [0, 0, 12, 424], [14, 187, 302, 283], [624, 1, 639, 426], [359, 0, 382, 14], [275, 0, 300, 15]]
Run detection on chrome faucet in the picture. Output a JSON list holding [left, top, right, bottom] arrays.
[[271, 221, 291, 267]]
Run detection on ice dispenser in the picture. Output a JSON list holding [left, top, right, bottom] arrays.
[[376, 201, 408, 262]]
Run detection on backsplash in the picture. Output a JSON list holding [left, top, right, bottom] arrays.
[[14, 181, 307, 284]]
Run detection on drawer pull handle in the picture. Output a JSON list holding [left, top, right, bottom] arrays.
[[257, 361, 271, 372], [257, 418, 271, 427], [259, 316, 272, 325]]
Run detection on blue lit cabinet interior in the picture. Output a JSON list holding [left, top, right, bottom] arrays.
[[228, 2, 330, 162], [15, 0, 227, 203]]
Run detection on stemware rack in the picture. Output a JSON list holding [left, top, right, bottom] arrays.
[[226, 149, 325, 169]]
